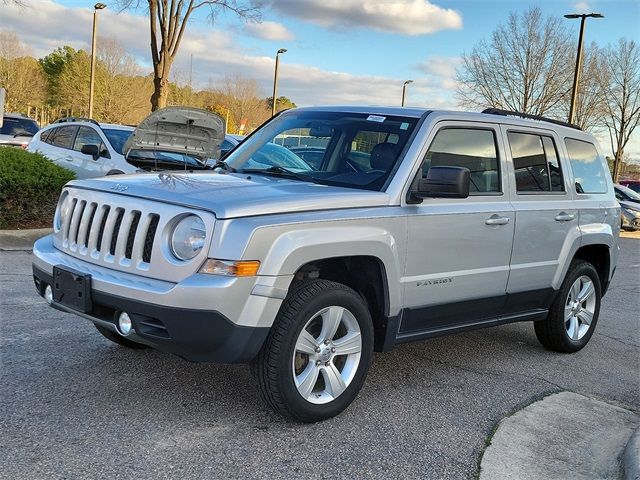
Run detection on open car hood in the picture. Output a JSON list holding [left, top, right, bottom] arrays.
[[123, 107, 224, 161]]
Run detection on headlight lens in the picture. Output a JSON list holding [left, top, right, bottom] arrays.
[[170, 215, 207, 261]]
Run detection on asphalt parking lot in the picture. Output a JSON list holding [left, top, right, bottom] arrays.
[[1, 239, 638, 479]]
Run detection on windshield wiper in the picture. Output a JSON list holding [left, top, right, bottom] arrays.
[[239, 166, 319, 184], [210, 160, 237, 173]]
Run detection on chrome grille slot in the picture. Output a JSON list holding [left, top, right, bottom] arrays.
[[143, 214, 160, 264], [109, 208, 125, 256], [53, 187, 215, 282]]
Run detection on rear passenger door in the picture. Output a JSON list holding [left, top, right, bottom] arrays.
[[401, 122, 515, 335], [502, 127, 578, 312], [42, 126, 78, 172]]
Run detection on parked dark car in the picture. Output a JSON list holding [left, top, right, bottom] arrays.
[[615, 184, 640, 231], [619, 179, 640, 193]]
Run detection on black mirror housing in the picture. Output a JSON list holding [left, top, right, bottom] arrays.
[[414, 166, 470, 199], [81, 144, 100, 160]]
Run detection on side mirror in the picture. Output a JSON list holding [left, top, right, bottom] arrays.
[[81, 144, 100, 160], [413, 166, 470, 199]]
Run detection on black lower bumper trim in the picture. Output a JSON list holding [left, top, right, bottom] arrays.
[[33, 265, 269, 363]]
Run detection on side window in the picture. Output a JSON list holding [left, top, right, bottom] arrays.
[[73, 126, 107, 157], [49, 126, 77, 150], [421, 128, 500, 194], [508, 132, 565, 193], [40, 129, 51, 143], [565, 138, 608, 194]]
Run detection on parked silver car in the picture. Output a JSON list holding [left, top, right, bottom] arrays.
[[32, 106, 619, 422]]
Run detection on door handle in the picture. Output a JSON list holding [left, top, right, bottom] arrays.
[[555, 212, 575, 222], [485, 215, 510, 226]]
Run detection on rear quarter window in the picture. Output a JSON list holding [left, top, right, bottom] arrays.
[[564, 138, 608, 194]]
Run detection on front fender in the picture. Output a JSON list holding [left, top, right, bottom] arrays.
[[246, 222, 405, 316]]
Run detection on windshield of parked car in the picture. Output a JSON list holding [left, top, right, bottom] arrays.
[[0, 117, 39, 136], [223, 110, 420, 190], [617, 185, 640, 201], [126, 149, 208, 171], [103, 128, 133, 155]]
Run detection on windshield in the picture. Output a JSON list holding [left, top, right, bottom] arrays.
[[223, 111, 420, 190], [103, 128, 133, 155], [617, 184, 640, 201], [0, 117, 39, 136]]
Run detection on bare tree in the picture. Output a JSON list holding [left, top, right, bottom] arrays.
[[114, 0, 260, 111], [599, 38, 640, 182], [456, 7, 571, 116], [0, 31, 47, 112], [211, 73, 270, 133]]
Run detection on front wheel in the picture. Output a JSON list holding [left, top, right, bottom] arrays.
[[253, 280, 374, 422], [534, 260, 601, 353]]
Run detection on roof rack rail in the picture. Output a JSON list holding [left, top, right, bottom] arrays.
[[53, 116, 100, 126], [481, 108, 581, 131]]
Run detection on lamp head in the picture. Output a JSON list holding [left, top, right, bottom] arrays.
[[404, 80, 414, 86], [94, 3, 107, 10], [277, 48, 287, 55]]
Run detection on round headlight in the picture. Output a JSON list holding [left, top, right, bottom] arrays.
[[170, 215, 207, 261]]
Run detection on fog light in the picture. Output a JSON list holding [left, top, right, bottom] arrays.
[[44, 284, 53, 304], [117, 312, 133, 336]]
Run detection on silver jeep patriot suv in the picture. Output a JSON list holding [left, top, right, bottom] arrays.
[[32, 106, 620, 422]]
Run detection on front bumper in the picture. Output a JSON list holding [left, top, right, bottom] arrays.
[[31, 235, 289, 363]]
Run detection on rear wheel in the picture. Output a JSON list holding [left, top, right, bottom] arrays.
[[253, 280, 374, 422], [534, 260, 601, 353], [94, 324, 149, 349]]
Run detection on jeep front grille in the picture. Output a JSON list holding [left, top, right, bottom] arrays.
[[61, 199, 160, 268], [53, 187, 215, 282]]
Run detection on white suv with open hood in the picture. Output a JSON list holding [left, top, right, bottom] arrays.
[[28, 108, 225, 178]]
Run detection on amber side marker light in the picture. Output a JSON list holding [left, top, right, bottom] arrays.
[[199, 259, 261, 276]]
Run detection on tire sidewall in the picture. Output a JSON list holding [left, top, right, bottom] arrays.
[[275, 285, 374, 421], [554, 262, 602, 351]]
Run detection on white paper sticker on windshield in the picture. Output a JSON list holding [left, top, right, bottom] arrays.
[[366, 115, 386, 123]]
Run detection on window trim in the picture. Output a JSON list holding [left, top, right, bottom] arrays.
[[506, 129, 568, 196], [414, 125, 503, 197], [564, 136, 609, 195]]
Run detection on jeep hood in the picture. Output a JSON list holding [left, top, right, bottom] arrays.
[[123, 107, 225, 161], [66, 172, 390, 219]]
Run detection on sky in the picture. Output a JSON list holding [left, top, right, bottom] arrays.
[[1, 0, 639, 157]]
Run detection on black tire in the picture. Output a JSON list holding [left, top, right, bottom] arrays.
[[534, 260, 601, 353], [253, 280, 374, 423], [94, 324, 149, 349]]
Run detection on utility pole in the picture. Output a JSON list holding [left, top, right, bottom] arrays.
[[401, 80, 413, 107], [89, 3, 107, 119], [271, 48, 287, 117], [564, 13, 604, 124]]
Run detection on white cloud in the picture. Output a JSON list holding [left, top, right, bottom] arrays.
[[270, 0, 463, 35], [244, 21, 294, 41], [416, 56, 461, 79], [0, 0, 457, 110], [572, 1, 593, 12]]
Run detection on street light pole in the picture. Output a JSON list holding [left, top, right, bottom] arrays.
[[89, 2, 107, 119], [401, 80, 413, 107], [565, 12, 603, 125], [271, 48, 287, 117]]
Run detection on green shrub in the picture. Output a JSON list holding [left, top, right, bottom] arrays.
[[0, 148, 75, 229]]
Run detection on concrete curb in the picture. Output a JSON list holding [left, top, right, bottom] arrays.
[[0, 228, 51, 251], [479, 391, 640, 480], [624, 426, 640, 480]]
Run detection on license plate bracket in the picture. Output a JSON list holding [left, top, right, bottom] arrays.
[[52, 266, 92, 313]]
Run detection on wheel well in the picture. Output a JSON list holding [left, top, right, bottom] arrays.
[[291, 256, 390, 351], [573, 244, 610, 293]]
